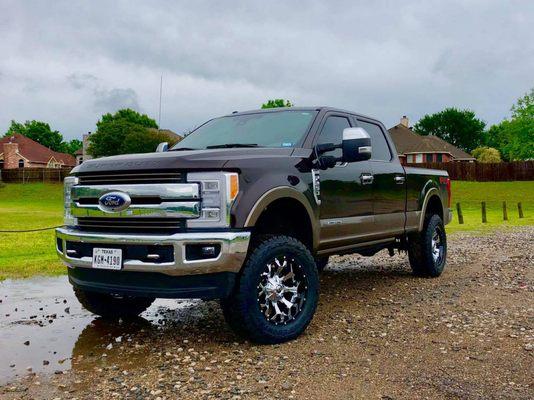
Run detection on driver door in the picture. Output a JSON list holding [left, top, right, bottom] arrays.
[[316, 113, 374, 251]]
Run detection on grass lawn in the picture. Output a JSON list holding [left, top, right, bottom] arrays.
[[0, 181, 532, 280]]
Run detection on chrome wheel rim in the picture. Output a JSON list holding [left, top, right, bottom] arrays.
[[431, 227, 444, 264], [257, 255, 307, 325]]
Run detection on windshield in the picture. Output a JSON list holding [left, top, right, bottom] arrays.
[[171, 110, 317, 150]]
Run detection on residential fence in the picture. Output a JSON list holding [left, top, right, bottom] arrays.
[[0, 167, 73, 183], [405, 161, 534, 181]]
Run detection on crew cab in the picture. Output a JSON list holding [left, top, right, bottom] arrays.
[[56, 107, 452, 343]]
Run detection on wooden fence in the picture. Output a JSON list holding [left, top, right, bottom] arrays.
[[0, 167, 73, 183], [405, 161, 534, 181]]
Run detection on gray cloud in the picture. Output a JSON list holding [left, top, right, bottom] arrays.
[[0, 0, 533, 140]]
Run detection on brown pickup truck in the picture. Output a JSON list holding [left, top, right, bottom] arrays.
[[56, 107, 452, 343]]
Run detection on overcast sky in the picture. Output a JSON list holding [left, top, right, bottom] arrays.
[[1, 0, 533, 141]]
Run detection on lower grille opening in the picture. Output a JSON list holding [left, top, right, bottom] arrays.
[[77, 217, 185, 233], [66, 242, 174, 264]]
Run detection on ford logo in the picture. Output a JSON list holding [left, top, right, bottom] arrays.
[[98, 191, 131, 212]]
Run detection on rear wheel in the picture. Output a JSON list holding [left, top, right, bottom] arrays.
[[408, 214, 447, 277], [221, 235, 319, 344], [73, 287, 154, 318]]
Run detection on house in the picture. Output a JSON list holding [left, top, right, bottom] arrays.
[[0, 134, 76, 169], [75, 148, 84, 165], [388, 116, 476, 165]]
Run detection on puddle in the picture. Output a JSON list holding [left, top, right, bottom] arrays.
[[0, 276, 199, 384]]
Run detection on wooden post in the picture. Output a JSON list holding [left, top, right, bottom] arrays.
[[518, 202, 524, 218], [481, 202, 487, 223], [502, 201, 508, 221], [456, 202, 464, 224]]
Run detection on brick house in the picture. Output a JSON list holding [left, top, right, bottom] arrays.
[[0, 134, 76, 169], [388, 116, 475, 165]]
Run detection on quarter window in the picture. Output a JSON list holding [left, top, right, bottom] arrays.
[[317, 116, 351, 158], [357, 120, 391, 161]]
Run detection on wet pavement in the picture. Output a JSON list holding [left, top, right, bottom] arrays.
[[0, 276, 198, 384]]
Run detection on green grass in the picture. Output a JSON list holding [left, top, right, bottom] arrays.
[[448, 181, 534, 233], [0, 183, 65, 280], [0, 181, 532, 280]]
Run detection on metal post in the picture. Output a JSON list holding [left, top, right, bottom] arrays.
[[481, 202, 487, 223], [502, 201, 508, 221], [456, 202, 464, 224], [518, 202, 524, 218]]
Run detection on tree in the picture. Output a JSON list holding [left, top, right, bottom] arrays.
[[97, 108, 158, 130], [413, 108, 486, 153], [4, 120, 65, 152], [261, 99, 293, 109], [62, 139, 83, 156], [471, 146, 501, 163], [484, 88, 534, 161]]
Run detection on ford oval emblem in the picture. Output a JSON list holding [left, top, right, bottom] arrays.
[[98, 191, 131, 212]]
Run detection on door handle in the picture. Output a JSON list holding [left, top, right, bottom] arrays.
[[394, 175, 405, 184], [360, 173, 374, 185]]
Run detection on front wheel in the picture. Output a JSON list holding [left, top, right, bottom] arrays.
[[73, 287, 155, 318], [221, 235, 319, 344], [408, 214, 447, 277]]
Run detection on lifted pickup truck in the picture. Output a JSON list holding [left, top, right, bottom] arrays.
[[56, 107, 452, 343]]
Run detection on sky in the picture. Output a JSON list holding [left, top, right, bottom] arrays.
[[1, 0, 533, 141]]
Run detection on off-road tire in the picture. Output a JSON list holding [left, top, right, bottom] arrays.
[[408, 214, 447, 277], [73, 287, 155, 318], [221, 235, 319, 344], [315, 256, 329, 272]]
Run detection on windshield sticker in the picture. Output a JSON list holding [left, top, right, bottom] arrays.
[[282, 142, 293, 147]]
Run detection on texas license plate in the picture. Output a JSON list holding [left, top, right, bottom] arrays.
[[92, 248, 122, 270]]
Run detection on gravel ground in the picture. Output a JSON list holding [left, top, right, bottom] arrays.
[[1, 227, 533, 400]]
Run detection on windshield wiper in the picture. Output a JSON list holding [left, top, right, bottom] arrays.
[[206, 143, 259, 149], [169, 147, 198, 151]]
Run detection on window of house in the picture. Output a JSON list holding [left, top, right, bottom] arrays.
[[415, 154, 423, 163], [426, 153, 433, 162], [357, 120, 391, 161], [436, 153, 443, 162], [0, 160, 3, 169], [18, 159, 24, 168], [317, 116, 351, 158]]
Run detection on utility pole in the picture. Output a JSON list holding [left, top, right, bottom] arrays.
[[158, 75, 163, 129]]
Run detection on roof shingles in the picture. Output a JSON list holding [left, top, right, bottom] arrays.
[[0, 134, 76, 166]]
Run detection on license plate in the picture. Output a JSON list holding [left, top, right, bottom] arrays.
[[92, 248, 122, 270]]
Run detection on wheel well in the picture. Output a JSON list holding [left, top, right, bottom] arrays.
[[253, 198, 313, 250], [425, 195, 443, 220]]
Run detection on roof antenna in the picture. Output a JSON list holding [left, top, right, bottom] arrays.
[[158, 74, 163, 129]]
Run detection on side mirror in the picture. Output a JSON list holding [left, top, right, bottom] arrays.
[[156, 142, 169, 152], [342, 128, 371, 163]]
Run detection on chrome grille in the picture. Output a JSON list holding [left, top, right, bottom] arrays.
[[77, 217, 185, 233], [78, 171, 184, 185]]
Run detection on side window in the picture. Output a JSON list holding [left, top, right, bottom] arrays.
[[357, 120, 391, 161], [317, 116, 351, 158]]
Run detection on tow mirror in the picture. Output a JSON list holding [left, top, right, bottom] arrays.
[[342, 128, 371, 163], [156, 142, 169, 152]]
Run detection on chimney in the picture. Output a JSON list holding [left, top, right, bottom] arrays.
[[3, 142, 20, 169], [400, 115, 409, 128]]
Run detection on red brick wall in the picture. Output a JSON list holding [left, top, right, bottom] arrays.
[[2, 143, 21, 169]]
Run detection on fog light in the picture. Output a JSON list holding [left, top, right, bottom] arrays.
[[185, 243, 221, 261], [201, 246, 217, 256]]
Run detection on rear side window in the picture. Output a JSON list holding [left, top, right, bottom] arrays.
[[357, 120, 391, 161], [317, 116, 351, 158]]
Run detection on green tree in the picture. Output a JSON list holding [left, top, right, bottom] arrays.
[[4, 120, 65, 152], [485, 88, 534, 161], [413, 108, 486, 153], [261, 99, 293, 109], [97, 108, 158, 130], [471, 146, 501, 163], [62, 139, 83, 156]]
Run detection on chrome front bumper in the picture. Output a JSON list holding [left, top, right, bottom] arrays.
[[55, 227, 250, 276]]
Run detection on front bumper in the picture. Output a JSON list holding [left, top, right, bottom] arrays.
[[55, 227, 250, 276]]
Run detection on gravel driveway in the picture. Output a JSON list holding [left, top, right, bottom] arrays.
[[1, 227, 533, 399]]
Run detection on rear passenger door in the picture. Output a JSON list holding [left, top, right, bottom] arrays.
[[356, 118, 406, 238]]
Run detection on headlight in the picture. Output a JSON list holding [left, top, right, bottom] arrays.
[[63, 176, 78, 226], [187, 172, 239, 228]]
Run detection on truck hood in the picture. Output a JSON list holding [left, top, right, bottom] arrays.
[[74, 147, 297, 174]]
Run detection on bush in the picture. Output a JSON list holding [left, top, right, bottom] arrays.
[[471, 146, 502, 163]]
